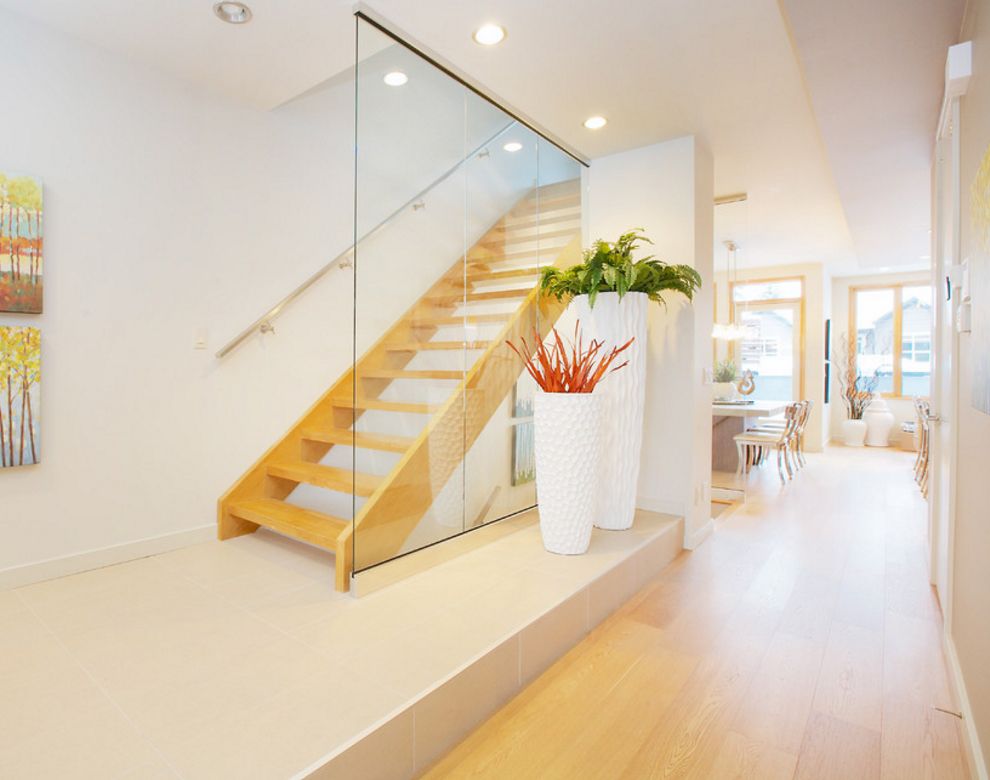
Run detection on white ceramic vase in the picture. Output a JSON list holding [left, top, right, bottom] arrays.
[[864, 397, 896, 447], [842, 418, 868, 447], [572, 291, 647, 531], [713, 382, 739, 402], [534, 391, 602, 555]]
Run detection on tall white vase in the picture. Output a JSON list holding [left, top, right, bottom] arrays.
[[572, 291, 648, 531], [534, 391, 602, 554], [864, 398, 895, 447]]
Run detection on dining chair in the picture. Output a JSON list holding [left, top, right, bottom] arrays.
[[914, 398, 930, 497], [752, 400, 813, 468], [734, 403, 801, 483]]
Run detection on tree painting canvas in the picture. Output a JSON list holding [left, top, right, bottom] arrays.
[[971, 142, 990, 415], [0, 327, 41, 468], [0, 172, 43, 314], [511, 420, 535, 485]]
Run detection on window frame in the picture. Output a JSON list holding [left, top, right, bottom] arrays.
[[729, 275, 806, 401], [849, 281, 932, 399]]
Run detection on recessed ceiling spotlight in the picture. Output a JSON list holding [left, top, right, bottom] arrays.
[[473, 23, 506, 46], [213, 1, 252, 24], [919, 254, 931, 260], [503, 141, 523, 152], [583, 115, 607, 130], [383, 71, 408, 87]]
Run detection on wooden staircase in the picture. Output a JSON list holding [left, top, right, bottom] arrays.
[[218, 180, 582, 591]]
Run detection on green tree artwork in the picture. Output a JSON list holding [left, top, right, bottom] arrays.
[[0, 326, 41, 468], [0, 172, 44, 314]]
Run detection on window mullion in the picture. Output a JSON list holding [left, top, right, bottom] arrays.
[[893, 286, 903, 396]]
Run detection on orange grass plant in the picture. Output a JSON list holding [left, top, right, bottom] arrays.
[[506, 321, 633, 394]]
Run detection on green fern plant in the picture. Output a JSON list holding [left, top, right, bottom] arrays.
[[539, 229, 702, 308]]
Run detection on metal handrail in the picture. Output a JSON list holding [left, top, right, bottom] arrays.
[[215, 119, 518, 359]]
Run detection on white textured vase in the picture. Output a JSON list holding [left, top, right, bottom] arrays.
[[842, 418, 868, 447], [864, 398, 896, 447], [534, 391, 602, 555], [572, 291, 647, 531]]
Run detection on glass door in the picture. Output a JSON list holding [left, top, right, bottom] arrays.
[[734, 301, 802, 401]]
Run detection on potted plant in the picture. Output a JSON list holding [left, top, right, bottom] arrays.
[[713, 360, 740, 401], [836, 336, 881, 447], [539, 229, 702, 531], [506, 323, 632, 554]]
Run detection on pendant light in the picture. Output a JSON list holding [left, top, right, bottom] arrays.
[[712, 240, 745, 340]]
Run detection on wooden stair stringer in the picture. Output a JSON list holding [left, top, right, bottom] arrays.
[[217, 180, 582, 593]]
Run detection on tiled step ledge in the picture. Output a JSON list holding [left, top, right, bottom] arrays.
[[301, 510, 683, 779]]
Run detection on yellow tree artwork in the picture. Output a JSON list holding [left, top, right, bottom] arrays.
[[0, 326, 40, 468], [0, 172, 43, 313]]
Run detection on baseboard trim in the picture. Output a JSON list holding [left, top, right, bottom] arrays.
[[943, 631, 989, 780], [0, 524, 215, 591], [684, 518, 714, 550]]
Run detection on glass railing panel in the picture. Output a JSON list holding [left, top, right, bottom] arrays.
[[352, 15, 470, 572], [461, 111, 540, 529], [351, 13, 586, 577]]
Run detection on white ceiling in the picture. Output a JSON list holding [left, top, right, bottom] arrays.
[[364, 0, 857, 272], [0, 0, 964, 273], [781, 0, 965, 272]]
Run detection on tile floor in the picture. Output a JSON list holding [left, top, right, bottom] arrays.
[[0, 509, 678, 778]]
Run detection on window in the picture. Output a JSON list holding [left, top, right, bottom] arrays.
[[732, 279, 803, 303], [851, 283, 932, 397], [730, 277, 804, 401], [902, 285, 933, 396], [853, 288, 895, 394]]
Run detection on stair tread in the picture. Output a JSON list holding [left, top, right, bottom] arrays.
[[508, 205, 580, 220], [483, 228, 576, 246], [229, 498, 348, 548], [300, 428, 413, 453], [428, 288, 531, 303], [467, 247, 565, 264], [497, 214, 581, 232], [466, 288, 532, 301], [331, 397, 439, 414], [408, 313, 510, 326], [268, 461, 382, 496], [467, 266, 542, 282], [386, 341, 490, 351], [361, 368, 463, 380]]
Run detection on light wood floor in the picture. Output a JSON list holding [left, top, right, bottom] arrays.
[[423, 446, 968, 779]]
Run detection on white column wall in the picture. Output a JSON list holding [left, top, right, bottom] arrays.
[[587, 137, 714, 546]]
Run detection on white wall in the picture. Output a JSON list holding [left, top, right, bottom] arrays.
[[829, 271, 929, 447], [951, 0, 990, 769], [0, 9, 354, 581], [586, 137, 714, 545]]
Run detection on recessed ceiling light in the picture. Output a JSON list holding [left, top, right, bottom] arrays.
[[473, 24, 506, 46], [383, 71, 408, 87], [920, 254, 931, 260], [213, 1, 252, 24], [583, 116, 607, 130], [503, 141, 523, 152]]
